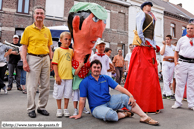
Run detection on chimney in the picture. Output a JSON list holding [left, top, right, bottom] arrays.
[[163, 0, 169, 2], [177, 3, 182, 7]]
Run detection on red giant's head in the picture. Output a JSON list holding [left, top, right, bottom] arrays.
[[68, 2, 107, 63]]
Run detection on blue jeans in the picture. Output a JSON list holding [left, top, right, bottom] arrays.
[[20, 69, 26, 85], [92, 94, 132, 121]]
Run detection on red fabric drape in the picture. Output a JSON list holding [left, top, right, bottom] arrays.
[[123, 46, 163, 112]]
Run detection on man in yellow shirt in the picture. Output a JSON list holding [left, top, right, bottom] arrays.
[[20, 6, 53, 118]]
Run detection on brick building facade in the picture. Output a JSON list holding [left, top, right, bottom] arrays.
[[149, 0, 194, 43], [0, 0, 129, 59], [0, 0, 71, 43], [88, 0, 129, 58], [164, 13, 188, 43]]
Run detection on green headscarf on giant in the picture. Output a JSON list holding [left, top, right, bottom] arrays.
[[69, 2, 108, 20]]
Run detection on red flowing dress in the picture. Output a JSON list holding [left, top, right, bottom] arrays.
[[124, 46, 163, 112]]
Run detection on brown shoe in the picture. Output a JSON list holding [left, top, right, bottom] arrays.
[[140, 117, 159, 126], [7, 87, 12, 91], [17, 87, 23, 91], [123, 111, 133, 117]]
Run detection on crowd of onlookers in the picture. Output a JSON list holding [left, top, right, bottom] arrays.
[[0, 35, 27, 94]]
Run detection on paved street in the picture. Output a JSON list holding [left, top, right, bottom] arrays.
[[0, 80, 194, 129]]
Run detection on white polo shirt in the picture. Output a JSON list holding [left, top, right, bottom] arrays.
[[162, 45, 175, 58], [176, 36, 194, 58], [90, 54, 110, 75], [124, 52, 132, 68]]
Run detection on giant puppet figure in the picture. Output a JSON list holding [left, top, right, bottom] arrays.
[[68, 2, 107, 68], [67, 2, 107, 100], [123, 2, 163, 113]]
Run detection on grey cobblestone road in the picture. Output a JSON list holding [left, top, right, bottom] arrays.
[[0, 80, 194, 129]]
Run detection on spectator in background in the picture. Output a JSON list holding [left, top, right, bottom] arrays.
[[0, 42, 12, 94], [19, 46, 27, 94], [104, 48, 114, 78], [160, 35, 175, 100], [125, 44, 134, 73], [182, 18, 194, 36], [90, 40, 110, 75], [113, 49, 124, 84], [7, 35, 22, 91]]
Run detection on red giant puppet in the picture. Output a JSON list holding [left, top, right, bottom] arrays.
[[68, 2, 107, 70], [123, 2, 163, 113], [67, 2, 107, 99]]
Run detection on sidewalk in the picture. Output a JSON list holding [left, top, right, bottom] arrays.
[[0, 81, 194, 129]]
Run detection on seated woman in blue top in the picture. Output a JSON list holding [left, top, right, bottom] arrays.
[[70, 59, 159, 126]]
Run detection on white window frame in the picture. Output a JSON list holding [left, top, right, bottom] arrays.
[[17, 0, 30, 14], [74, 1, 79, 5], [155, 18, 162, 37], [45, 0, 64, 19], [106, 10, 110, 29], [171, 23, 176, 38], [0, 0, 2, 10]]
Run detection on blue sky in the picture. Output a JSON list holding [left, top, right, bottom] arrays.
[[169, 0, 194, 15]]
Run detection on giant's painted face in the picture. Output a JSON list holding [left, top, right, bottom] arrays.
[[72, 13, 106, 63]]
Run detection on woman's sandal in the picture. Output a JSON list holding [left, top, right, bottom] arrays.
[[140, 117, 159, 126], [22, 89, 27, 94]]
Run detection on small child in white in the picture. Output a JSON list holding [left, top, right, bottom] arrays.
[[90, 40, 110, 75]]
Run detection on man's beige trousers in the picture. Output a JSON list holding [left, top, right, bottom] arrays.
[[26, 55, 50, 112]]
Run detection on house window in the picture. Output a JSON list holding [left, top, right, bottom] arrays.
[[74, 1, 79, 5], [17, 0, 30, 14], [155, 18, 162, 36], [0, 27, 2, 42], [171, 23, 176, 38], [15, 28, 24, 43], [45, 0, 64, 18], [118, 13, 125, 31], [105, 10, 110, 29], [0, 0, 2, 10]]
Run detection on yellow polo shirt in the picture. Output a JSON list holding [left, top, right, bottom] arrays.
[[52, 47, 73, 79], [20, 23, 53, 55]]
